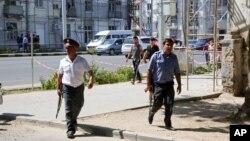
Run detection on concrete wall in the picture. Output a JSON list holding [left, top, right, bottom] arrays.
[[221, 0, 250, 96]]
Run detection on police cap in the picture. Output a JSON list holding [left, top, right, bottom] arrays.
[[63, 38, 79, 48]]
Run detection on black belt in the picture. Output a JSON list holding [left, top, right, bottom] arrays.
[[154, 81, 174, 87]]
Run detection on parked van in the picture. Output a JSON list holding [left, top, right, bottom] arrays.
[[86, 30, 133, 54]]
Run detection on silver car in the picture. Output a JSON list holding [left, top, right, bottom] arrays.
[[121, 36, 151, 57], [96, 38, 124, 55]]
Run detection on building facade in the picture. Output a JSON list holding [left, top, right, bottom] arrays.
[[0, 0, 128, 50], [129, 0, 228, 41]]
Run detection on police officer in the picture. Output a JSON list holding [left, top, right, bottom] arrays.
[[57, 38, 94, 139], [146, 38, 181, 130]]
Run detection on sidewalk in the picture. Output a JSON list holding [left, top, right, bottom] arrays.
[[0, 74, 223, 141]]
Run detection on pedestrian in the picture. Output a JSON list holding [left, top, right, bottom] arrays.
[[146, 38, 181, 131], [126, 36, 143, 85], [16, 34, 23, 52], [142, 37, 159, 64], [203, 39, 213, 66], [143, 37, 159, 101], [57, 38, 94, 139], [22, 34, 29, 53]]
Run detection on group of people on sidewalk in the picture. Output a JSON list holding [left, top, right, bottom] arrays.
[[57, 36, 181, 139]]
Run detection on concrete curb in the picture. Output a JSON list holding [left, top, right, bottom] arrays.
[[0, 92, 221, 141]]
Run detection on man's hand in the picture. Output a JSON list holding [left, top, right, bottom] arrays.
[[177, 85, 181, 94], [57, 89, 62, 97], [87, 82, 93, 89], [144, 85, 153, 93]]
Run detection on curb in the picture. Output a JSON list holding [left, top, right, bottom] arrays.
[[0, 52, 87, 57], [0, 92, 221, 141]]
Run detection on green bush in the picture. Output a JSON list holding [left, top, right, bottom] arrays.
[[40, 72, 58, 90], [41, 64, 133, 90], [193, 66, 211, 74]]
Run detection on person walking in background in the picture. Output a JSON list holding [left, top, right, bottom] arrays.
[[143, 37, 159, 102], [22, 34, 29, 53], [57, 38, 94, 139], [146, 38, 181, 131], [126, 36, 143, 85], [16, 34, 23, 52], [143, 37, 159, 64], [203, 39, 213, 66]]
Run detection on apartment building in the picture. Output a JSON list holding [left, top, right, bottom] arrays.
[[0, 0, 128, 50], [130, 0, 228, 41]]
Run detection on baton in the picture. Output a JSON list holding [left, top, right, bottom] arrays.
[[55, 95, 62, 119]]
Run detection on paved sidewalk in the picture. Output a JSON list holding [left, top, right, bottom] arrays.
[[0, 74, 222, 141]]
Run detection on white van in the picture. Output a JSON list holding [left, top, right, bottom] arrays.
[[86, 30, 133, 54]]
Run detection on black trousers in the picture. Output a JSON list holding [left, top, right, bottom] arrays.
[[132, 59, 141, 82], [150, 81, 175, 124], [62, 84, 84, 133]]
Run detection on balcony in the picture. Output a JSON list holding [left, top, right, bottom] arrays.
[[3, 5, 23, 18], [108, 11, 122, 19]]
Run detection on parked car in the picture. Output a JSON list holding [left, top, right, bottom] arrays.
[[96, 38, 124, 55], [188, 39, 198, 49], [164, 38, 182, 48], [121, 36, 151, 57], [191, 38, 212, 50]]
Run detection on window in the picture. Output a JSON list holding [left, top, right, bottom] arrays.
[[147, 4, 151, 10], [109, 0, 116, 11], [84, 26, 92, 43], [6, 22, 17, 40], [85, 0, 92, 11], [35, 0, 43, 8], [112, 35, 120, 38], [67, 24, 71, 38], [5, 0, 16, 5], [108, 26, 116, 30]]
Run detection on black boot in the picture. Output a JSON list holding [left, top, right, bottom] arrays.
[[148, 111, 155, 124], [165, 120, 175, 131]]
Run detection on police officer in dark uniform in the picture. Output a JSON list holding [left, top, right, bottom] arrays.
[[57, 38, 94, 139]]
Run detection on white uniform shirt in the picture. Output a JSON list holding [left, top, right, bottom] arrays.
[[58, 55, 91, 88]]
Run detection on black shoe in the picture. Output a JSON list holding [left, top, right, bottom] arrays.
[[165, 123, 176, 131], [67, 131, 75, 139], [148, 112, 154, 124]]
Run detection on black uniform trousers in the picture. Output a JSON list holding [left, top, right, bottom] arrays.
[[150, 81, 175, 124], [62, 84, 84, 133]]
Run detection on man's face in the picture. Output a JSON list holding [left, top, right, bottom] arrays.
[[150, 40, 155, 46], [133, 38, 139, 45], [163, 41, 173, 54], [66, 46, 77, 56]]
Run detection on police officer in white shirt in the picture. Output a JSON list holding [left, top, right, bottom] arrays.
[[57, 38, 94, 139]]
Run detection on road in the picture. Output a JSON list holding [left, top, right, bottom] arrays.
[[0, 51, 206, 87]]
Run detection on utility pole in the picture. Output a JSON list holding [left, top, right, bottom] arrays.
[[25, 0, 29, 34], [62, 0, 67, 50], [183, 0, 190, 90], [158, 0, 165, 49], [151, 0, 153, 36], [213, 0, 218, 92]]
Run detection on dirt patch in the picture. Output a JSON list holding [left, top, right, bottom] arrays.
[[80, 93, 250, 141]]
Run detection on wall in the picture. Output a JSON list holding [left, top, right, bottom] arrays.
[[221, 0, 250, 96]]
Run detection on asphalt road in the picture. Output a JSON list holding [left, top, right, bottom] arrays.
[[0, 51, 206, 87]]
